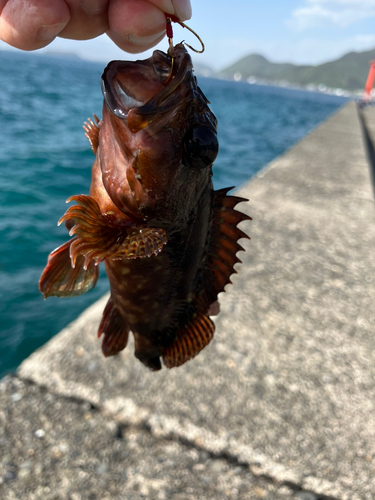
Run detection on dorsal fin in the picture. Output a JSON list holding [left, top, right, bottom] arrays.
[[162, 312, 215, 368], [83, 114, 100, 155], [163, 188, 250, 369], [198, 187, 251, 310]]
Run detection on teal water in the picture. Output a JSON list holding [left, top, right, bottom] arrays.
[[0, 50, 347, 377]]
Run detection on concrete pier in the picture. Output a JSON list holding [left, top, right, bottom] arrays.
[[1, 102, 374, 500]]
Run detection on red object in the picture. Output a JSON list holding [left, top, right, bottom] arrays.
[[165, 14, 183, 42], [166, 17, 174, 40], [166, 14, 181, 24], [363, 60, 375, 101]]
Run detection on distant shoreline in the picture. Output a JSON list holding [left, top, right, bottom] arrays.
[[216, 74, 359, 99], [0, 47, 364, 98]]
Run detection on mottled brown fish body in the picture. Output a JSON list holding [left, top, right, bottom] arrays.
[[39, 44, 251, 370], [103, 183, 213, 370]]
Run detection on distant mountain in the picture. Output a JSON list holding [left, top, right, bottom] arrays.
[[192, 61, 215, 78], [41, 51, 82, 60], [219, 48, 375, 91]]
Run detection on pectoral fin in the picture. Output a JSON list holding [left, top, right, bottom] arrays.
[[39, 238, 99, 298], [58, 195, 167, 268]]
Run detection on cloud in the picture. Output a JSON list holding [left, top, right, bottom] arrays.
[[288, 0, 375, 31]]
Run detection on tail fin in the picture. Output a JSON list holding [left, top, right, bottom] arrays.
[[162, 312, 215, 368]]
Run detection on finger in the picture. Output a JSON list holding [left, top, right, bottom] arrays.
[[58, 0, 109, 41], [0, 0, 70, 50], [107, 0, 167, 54], [172, 0, 192, 20], [147, 0, 192, 21]]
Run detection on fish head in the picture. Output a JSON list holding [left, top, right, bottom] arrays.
[[100, 44, 219, 220]]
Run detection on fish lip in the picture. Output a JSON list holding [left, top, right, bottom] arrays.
[[101, 60, 145, 120], [101, 44, 193, 123], [101, 75, 127, 120]]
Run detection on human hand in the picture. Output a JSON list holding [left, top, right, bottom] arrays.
[[0, 0, 192, 52]]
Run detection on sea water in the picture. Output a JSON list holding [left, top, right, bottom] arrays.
[[0, 50, 347, 377]]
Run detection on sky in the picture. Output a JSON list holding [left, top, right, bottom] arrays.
[[1, 0, 375, 70]]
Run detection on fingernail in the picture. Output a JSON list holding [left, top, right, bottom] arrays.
[[37, 23, 66, 41], [173, 0, 192, 21], [128, 30, 165, 46]]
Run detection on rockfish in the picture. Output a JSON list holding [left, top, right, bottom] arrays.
[[40, 44, 251, 371]]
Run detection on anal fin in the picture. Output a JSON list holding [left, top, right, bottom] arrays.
[[39, 238, 99, 298], [58, 195, 167, 268], [98, 297, 129, 357], [162, 312, 215, 368]]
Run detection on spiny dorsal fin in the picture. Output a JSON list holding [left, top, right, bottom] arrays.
[[162, 312, 215, 368], [58, 195, 167, 269], [83, 114, 100, 155], [98, 297, 129, 357], [39, 238, 99, 298], [198, 187, 251, 309]]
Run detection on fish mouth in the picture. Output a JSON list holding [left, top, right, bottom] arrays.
[[101, 44, 193, 130]]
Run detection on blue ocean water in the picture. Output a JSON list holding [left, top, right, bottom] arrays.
[[0, 50, 347, 378]]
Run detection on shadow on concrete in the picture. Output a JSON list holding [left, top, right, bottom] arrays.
[[357, 103, 375, 198]]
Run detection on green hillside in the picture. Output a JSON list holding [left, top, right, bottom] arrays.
[[219, 48, 375, 91]]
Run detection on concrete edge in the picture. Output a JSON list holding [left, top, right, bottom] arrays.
[[357, 104, 375, 197]]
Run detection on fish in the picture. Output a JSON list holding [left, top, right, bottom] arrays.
[[39, 43, 251, 371]]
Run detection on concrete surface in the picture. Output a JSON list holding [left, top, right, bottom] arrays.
[[0, 375, 294, 500], [2, 101, 375, 499]]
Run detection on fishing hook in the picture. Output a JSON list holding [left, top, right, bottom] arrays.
[[164, 16, 204, 84], [166, 15, 205, 54]]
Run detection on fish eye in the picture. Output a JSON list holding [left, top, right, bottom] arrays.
[[183, 127, 219, 169]]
